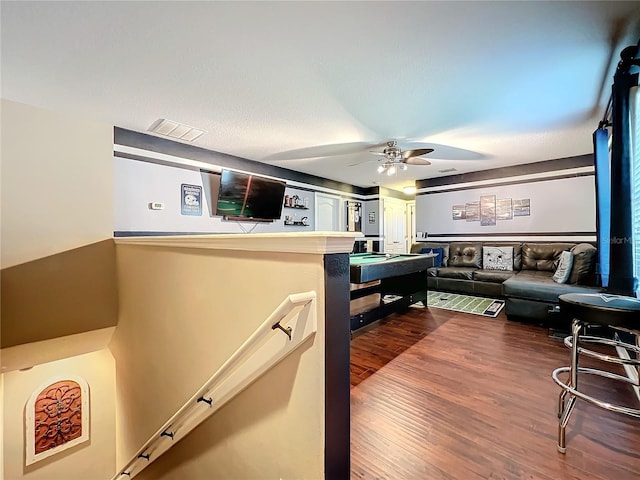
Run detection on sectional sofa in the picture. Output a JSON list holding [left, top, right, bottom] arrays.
[[410, 241, 602, 324]]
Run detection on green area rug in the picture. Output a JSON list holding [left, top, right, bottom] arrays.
[[425, 291, 505, 318]]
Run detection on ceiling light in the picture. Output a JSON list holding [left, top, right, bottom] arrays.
[[387, 164, 397, 176], [377, 164, 386, 173], [403, 186, 417, 194], [149, 119, 206, 142]]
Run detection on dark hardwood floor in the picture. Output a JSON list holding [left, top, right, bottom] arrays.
[[350, 304, 640, 480]]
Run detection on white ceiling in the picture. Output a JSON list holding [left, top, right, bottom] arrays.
[[2, 1, 639, 192]]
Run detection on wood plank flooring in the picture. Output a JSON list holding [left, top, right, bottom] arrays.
[[350, 304, 640, 480]]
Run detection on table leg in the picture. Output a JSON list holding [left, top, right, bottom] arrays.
[[557, 318, 582, 453]]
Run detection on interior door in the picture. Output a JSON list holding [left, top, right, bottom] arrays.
[[407, 201, 416, 252], [383, 198, 407, 254], [315, 193, 342, 231]]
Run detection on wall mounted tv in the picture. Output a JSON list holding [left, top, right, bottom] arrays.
[[215, 169, 287, 221]]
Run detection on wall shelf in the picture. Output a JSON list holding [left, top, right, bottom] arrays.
[[284, 222, 310, 227], [284, 206, 309, 210]]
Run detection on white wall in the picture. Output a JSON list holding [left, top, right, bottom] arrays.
[[0, 99, 113, 268], [416, 175, 596, 240], [115, 157, 322, 234]]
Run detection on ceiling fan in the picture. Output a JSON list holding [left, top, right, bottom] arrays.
[[369, 140, 434, 175]]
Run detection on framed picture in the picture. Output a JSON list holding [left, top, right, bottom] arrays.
[[513, 198, 531, 217], [465, 202, 480, 222], [480, 194, 496, 226], [452, 205, 466, 220], [496, 198, 513, 220], [25, 375, 90, 465]]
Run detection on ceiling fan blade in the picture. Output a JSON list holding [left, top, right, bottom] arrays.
[[402, 148, 434, 159], [347, 158, 377, 167], [263, 142, 376, 161], [404, 157, 431, 165]]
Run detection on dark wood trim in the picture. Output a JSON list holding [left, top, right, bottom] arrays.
[[417, 170, 594, 196], [323, 253, 350, 479], [416, 154, 593, 189], [115, 127, 371, 196]]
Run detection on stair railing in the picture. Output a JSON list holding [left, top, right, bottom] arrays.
[[112, 290, 318, 479]]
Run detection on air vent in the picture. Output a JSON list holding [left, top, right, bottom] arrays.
[[149, 119, 206, 142], [438, 168, 457, 173]]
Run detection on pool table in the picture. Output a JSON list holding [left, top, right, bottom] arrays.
[[349, 252, 436, 332]]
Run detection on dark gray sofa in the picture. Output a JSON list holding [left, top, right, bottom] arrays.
[[410, 241, 602, 323]]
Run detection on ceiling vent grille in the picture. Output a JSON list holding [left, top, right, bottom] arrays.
[[438, 167, 457, 173], [149, 119, 206, 142]]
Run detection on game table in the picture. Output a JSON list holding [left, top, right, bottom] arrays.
[[349, 252, 436, 332]]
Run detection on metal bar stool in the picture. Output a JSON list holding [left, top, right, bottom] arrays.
[[552, 293, 640, 453]]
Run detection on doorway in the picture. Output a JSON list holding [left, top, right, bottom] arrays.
[[315, 193, 342, 231]]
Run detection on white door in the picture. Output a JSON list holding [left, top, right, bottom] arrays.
[[315, 193, 342, 231], [383, 198, 407, 254], [407, 202, 416, 252]]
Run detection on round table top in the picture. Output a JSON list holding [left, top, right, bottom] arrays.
[[559, 293, 640, 328]]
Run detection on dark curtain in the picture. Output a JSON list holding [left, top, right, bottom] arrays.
[[607, 45, 639, 295], [593, 127, 610, 288]]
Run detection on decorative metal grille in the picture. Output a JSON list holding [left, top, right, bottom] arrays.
[[34, 380, 82, 454]]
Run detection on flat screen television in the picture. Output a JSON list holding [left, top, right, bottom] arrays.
[[215, 169, 286, 221]]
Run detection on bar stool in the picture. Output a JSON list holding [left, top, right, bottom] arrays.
[[552, 293, 640, 453]]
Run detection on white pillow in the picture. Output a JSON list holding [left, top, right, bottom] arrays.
[[483, 246, 514, 271], [553, 250, 573, 284]]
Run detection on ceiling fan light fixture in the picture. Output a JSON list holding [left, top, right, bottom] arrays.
[[387, 164, 397, 176], [377, 164, 386, 174]]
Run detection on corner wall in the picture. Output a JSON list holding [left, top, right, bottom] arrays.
[[2, 349, 116, 480], [1, 100, 117, 479], [110, 239, 334, 479]]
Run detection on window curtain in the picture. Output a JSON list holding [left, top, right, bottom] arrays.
[[593, 127, 610, 288], [608, 45, 639, 296], [631, 84, 639, 297]]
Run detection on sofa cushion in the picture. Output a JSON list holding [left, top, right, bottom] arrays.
[[483, 246, 514, 271], [448, 243, 482, 268], [473, 269, 515, 284], [411, 242, 450, 266], [484, 243, 523, 270], [552, 250, 573, 284], [568, 243, 597, 285], [421, 247, 443, 267], [503, 270, 601, 303], [521, 243, 576, 272], [436, 267, 476, 281]]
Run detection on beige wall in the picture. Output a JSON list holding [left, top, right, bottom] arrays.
[[1, 100, 117, 479], [2, 349, 116, 480], [110, 243, 327, 479], [0, 99, 114, 268]]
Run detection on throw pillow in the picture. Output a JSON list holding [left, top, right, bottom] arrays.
[[421, 247, 443, 267], [553, 250, 574, 284], [568, 243, 597, 284], [483, 246, 514, 271]]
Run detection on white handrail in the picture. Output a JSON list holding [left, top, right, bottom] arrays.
[[112, 290, 317, 480]]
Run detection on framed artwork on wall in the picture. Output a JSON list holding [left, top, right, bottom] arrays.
[[25, 375, 90, 466], [465, 202, 480, 222], [452, 205, 466, 220], [513, 198, 531, 216], [480, 194, 496, 226], [496, 198, 513, 220]]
